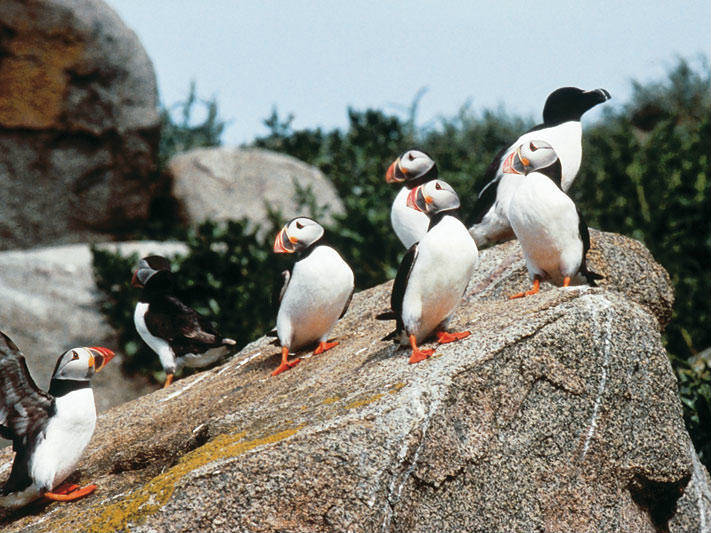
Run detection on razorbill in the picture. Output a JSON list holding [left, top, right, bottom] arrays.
[[377, 180, 479, 363], [132, 255, 236, 387], [272, 217, 354, 376], [0, 332, 114, 508], [385, 149, 438, 248], [506, 140, 603, 298], [470, 86, 611, 247]]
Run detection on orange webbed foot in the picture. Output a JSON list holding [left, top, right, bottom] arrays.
[[407, 334, 435, 364], [313, 341, 339, 355], [509, 278, 541, 299], [563, 276, 571, 287], [45, 483, 97, 502], [436, 330, 470, 344], [271, 346, 301, 377], [163, 373, 174, 388]]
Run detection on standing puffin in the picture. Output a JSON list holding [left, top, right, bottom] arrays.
[[0, 332, 114, 508], [469, 86, 611, 247], [272, 217, 354, 376], [378, 180, 479, 363], [132, 256, 236, 387], [506, 140, 603, 298], [385, 149, 438, 248]]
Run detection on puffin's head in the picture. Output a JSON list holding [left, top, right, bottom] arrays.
[[131, 255, 173, 290], [543, 87, 611, 124], [385, 149, 437, 185], [273, 217, 325, 254], [52, 346, 115, 381], [503, 140, 559, 175], [406, 179, 460, 215]]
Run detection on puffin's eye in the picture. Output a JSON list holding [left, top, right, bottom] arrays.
[[296, 221, 303, 230], [408, 152, 415, 160], [435, 182, 443, 190], [71, 351, 80, 360], [529, 142, 538, 152]]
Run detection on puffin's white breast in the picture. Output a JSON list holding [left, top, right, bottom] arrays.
[[29, 387, 96, 491], [402, 216, 479, 343], [277, 246, 354, 350], [391, 187, 430, 248], [507, 172, 582, 282]]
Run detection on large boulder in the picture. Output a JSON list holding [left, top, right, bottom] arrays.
[[167, 147, 344, 231], [1, 231, 709, 532], [0, 241, 186, 414], [0, 0, 161, 249]]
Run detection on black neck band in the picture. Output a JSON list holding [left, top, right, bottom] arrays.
[[49, 379, 91, 397]]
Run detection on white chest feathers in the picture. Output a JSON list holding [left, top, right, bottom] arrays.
[[391, 186, 431, 248], [402, 216, 479, 343], [507, 172, 582, 282], [277, 246, 354, 350], [30, 388, 96, 491]]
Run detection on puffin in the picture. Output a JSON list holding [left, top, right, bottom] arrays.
[[0, 331, 114, 508], [469, 86, 611, 247], [131, 255, 236, 387], [505, 140, 603, 298], [385, 149, 438, 248], [272, 217, 354, 376], [377, 179, 479, 363]]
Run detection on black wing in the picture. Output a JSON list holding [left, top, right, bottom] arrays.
[[272, 268, 291, 317], [339, 288, 354, 319], [390, 244, 419, 331], [523, 122, 546, 134], [470, 145, 509, 225], [145, 296, 224, 355], [576, 207, 603, 286], [0, 332, 55, 494]]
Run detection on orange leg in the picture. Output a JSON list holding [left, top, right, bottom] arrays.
[[563, 276, 571, 287], [436, 330, 471, 344], [45, 483, 97, 502], [163, 373, 174, 388], [408, 334, 435, 364], [313, 341, 339, 355], [271, 346, 301, 376], [509, 278, 541, 300]]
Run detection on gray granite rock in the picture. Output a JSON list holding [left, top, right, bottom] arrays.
[[0, 0, 161, 249], [167, 147, 344, 232], [0, 231, 707, 532]]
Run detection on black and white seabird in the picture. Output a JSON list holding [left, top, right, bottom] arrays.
[[385, 149, 438, 248], [378, 180, 479, 363], [505, 140, 603, 298], [272, 217, 354, 376], [131, 256, 236, 387], [0, 332, 114, 508], [469, 86, 611, 247]]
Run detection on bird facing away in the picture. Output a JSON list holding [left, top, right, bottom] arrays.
[[132, 256, 236, 387], [505, 140, 603, 298], [385, 149, 439, 248], [469, 86, 611, 247], [272, 217, 354, 376], [0, 331, 114, 508], [378, 179, 479, 363]]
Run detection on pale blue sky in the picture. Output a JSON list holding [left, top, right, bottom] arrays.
[[109, 1, 709, 145]]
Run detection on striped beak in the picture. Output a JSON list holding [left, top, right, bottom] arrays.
[[88, 346, 115, 372], [385, 158, 406, 183], [406, 185, 431, 212], [273, 227, 296, 254]]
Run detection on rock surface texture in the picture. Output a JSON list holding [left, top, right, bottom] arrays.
[[168, 147, 344, 231], [0, 0, 160, 249], [1, 231, 709, 532], [0, 241, 186, 414]]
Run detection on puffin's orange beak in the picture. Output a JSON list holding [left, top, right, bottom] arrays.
[[88, 347, 115, 372], [406, 185, 424, 211], [385, 158, 405, 183], [273, 227, 295, 254], [131, 270, 142, 288]]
